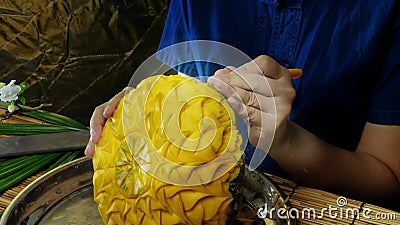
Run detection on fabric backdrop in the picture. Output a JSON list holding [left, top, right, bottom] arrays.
[[0, 0, 168, 124]]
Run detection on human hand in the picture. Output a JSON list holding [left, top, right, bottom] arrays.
[[84, 87, 132, 158], [207, 55, 301, 153]]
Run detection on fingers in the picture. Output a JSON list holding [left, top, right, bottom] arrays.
[[208, 72, 274, 97], [84, 141, 96, 158], [209, 55, 301, 104], [207, 55, 299, 154], [226, 91, 275, 119], [103, 87, 132, 117], [227, 96, 261, 122], [214, 66, 236, 76], [236, 55, 283, 79], [93, 87, 132, 142], [90, 103, 107, 143], [239, 55, 302, 81], [85, 87, 132, 158], [222, 84, 275, 114], [85, 103, 107, 158], [227, 96, 275, 148]]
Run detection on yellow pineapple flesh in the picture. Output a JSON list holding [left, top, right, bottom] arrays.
[[93, 75, 243, 225]]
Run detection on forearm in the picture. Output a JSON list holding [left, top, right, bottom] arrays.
[[270, 121, 400, 202]]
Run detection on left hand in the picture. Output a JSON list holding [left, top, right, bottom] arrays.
[[207, 55, 300, 153], [84, 87, 132, 158]]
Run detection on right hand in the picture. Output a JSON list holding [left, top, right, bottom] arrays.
[[84, 87, 132, 158], [208, 56, 301, 154]]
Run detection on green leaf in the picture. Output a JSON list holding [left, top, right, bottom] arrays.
[[0, 156, 30, 167], [0, 102, 88, 195], [22, 110, 88, 130], [46, 151, 80, 172], [0, 155, 42, 179], [1, 101, 87, 130], [18, 96, 26, 105], [0, 153, 62, 193], [46, 152, 73, 172], [18, 82, 26, 95], [0, 124, 81, 135]]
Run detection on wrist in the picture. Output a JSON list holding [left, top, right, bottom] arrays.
[[269, 120, 291, 156]]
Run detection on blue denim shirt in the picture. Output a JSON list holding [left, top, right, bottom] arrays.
[[158, 0, 400, 176]]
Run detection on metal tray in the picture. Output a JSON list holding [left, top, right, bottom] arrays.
[[0, 157, 295, 225]]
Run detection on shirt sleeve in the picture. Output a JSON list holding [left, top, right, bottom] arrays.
[[368, 2, 400, 125]]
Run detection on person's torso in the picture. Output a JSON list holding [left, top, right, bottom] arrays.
[[159, 0, 398, 150]]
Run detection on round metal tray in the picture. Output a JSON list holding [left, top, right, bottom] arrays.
[[1, 157, 295, 225]]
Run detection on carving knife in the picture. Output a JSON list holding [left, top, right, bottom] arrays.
[[0, 130, 90, 158]]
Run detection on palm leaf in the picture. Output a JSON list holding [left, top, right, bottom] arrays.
[[0, 102, 87, 130], [22, 110, 87, 130], [0, 105, 89, 196], [0, 124, 82, 135], [0, 153, 63, 193]]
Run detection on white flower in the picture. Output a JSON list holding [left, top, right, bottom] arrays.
[[7, 103, 19, 113], [0, 80, 21, 102]]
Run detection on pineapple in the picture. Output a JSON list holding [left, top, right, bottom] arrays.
[[93, 75, 243, 225]]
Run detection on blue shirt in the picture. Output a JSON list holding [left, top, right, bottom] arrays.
[[158, 0, 400, 174]]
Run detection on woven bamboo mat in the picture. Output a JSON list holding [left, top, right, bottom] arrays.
[[262, 175, 399, 225], [290, 187, 361, 225], [0, 171, 45, 212], [0, 110, 399, 224], [270, 178, 399, 225]]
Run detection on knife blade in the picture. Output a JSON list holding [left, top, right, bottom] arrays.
[[0, 130, 90, 158]]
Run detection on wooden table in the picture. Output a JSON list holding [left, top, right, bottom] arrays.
[[0, 109, 399, 224]]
